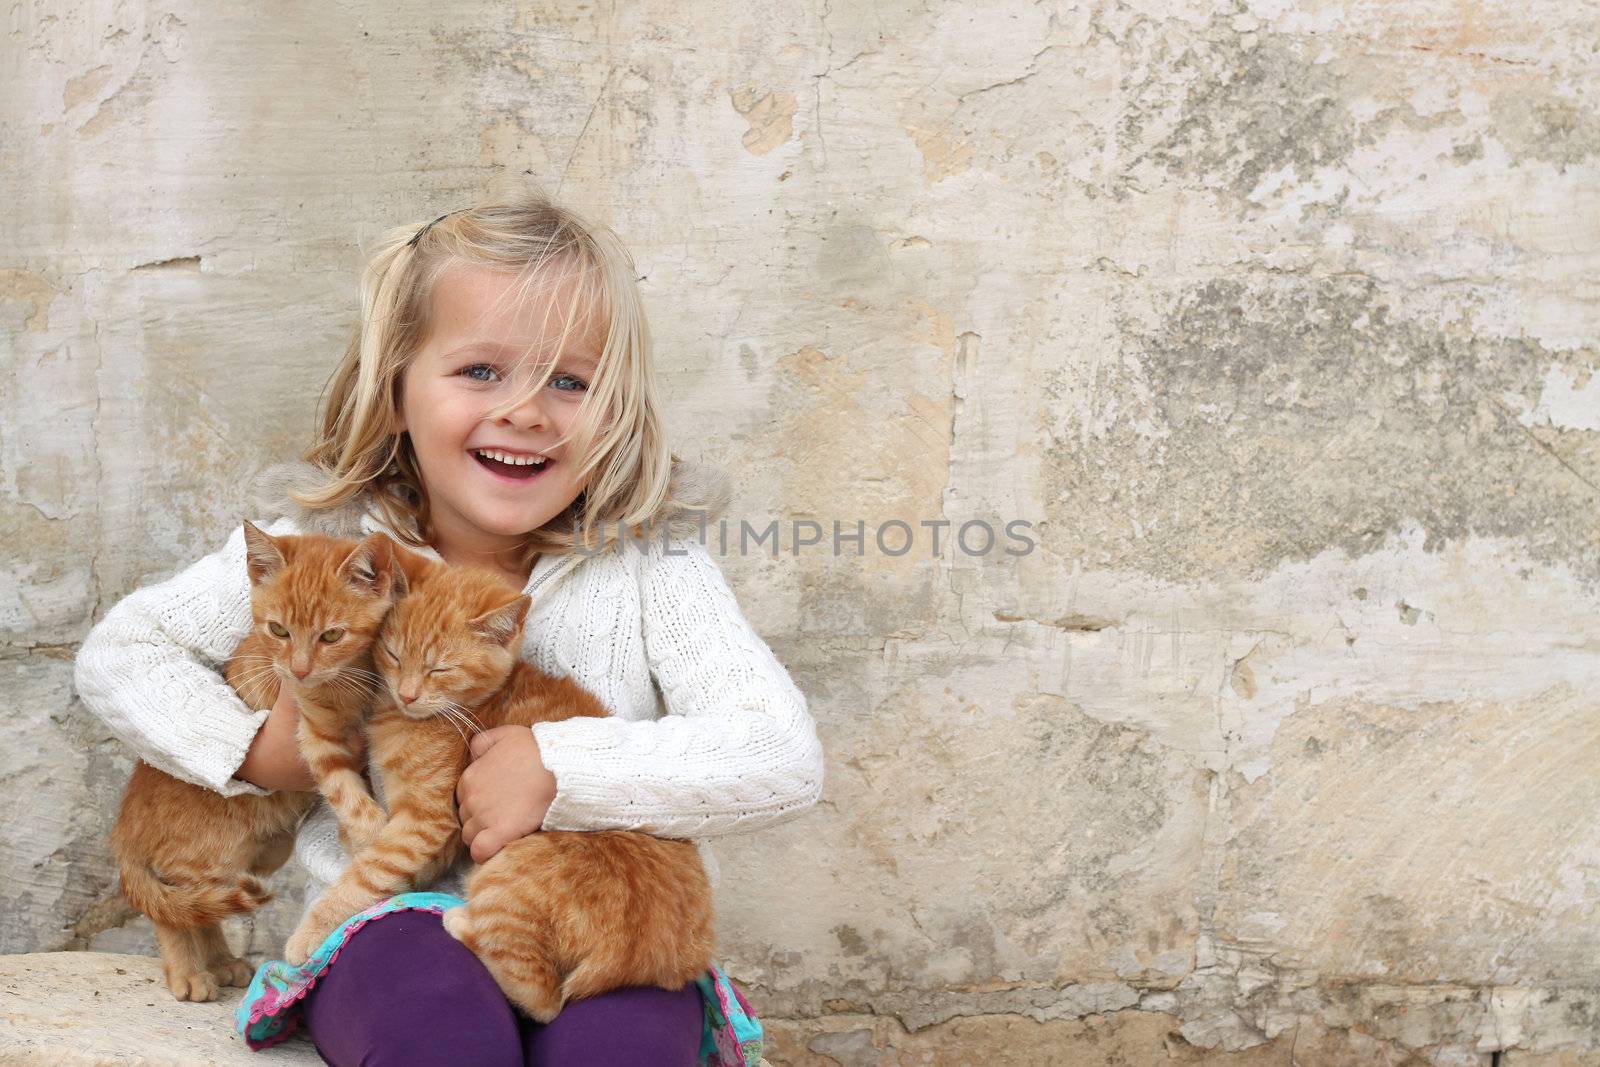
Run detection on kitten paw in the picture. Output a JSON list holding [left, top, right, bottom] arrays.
[[440, 906, 472, 944], [166, 967, 219, 1002], [283, 926, 318, 967], [212, 956, 254, 988]]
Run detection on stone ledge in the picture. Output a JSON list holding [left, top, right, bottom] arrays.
[[0, 952, 320, 1066], [0, 952, 773, 1066]]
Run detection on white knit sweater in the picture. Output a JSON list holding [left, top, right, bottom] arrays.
[[73, 462, 824, 906]]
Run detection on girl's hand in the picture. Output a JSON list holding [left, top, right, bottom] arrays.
[[235, 685, 317, 792], [457, 725, 557, 863]]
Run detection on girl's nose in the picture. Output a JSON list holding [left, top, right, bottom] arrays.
[[498, 383, 551, 431], [501, 404, 545, 429]]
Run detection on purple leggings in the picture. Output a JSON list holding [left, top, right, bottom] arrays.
[[301, 910, 704, 1067]]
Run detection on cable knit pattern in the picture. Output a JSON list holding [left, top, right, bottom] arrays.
[[73, 468, 824, 914], [530, 533, 825, 838]]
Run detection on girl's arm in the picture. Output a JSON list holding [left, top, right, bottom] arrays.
[[529, 534, 825, 838], [73, 516, 300, 795], [235, 683, 318, 792]]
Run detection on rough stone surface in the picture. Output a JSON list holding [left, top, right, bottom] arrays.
[[6, 1, 1600, 1064], [0, 952, 321, 1066]]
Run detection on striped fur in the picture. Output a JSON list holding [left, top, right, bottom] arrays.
[[111, 525, 401, 1000], [283, 550, 714, 1019]]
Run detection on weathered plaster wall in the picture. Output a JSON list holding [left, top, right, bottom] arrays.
[[5, 1, 1600, 1063]]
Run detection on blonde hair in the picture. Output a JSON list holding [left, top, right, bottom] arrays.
[[295, 183, 681, 567]]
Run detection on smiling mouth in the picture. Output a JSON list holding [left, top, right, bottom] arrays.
[[471, 448, 552, 481]]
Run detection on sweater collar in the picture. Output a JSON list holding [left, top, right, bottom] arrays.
[[350, 507, 571, 595]]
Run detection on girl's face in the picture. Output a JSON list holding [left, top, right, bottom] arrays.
[[395, 262, 602, 555]]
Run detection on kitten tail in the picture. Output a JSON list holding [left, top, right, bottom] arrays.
[[118, 857, 271, 928]]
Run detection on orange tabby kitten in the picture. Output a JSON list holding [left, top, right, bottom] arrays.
[[110, 524, 399, 1000], [240, 522, 395, 852], [285, 550, 714, 1022]]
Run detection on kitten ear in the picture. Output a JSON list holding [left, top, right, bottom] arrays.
[[242, 521, 288, 586], [388, 542, 434, 600], [389, 548, 411, 600], [339, 533, 397, 600], [365, 532, 413, 600], [468, 595, 531, 648]]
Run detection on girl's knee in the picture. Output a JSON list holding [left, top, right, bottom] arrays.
[[525, 983, 704, 1067], [313, 980, 524, 1067], [361, 1027, 523, 1067], [303, 912, 524, 1067]]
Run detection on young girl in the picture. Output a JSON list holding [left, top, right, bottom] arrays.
[[73, 188, 824, 1066]]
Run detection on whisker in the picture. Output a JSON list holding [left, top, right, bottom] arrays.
[[442, 702, 484, 735], [434, 709, 469, 748], [307, 679, 371, 711], [441, 705, 482, 740], [443, 701, 486, 733], [332, 675, 376, 689], [228, 662, 278, 679], [324, 678, 377, 706], [228, 666, 283, 688]]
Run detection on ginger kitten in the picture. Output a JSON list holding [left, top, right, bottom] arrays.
[[284, 550, 714, 1022], [110, 524, 400, 1000], [239, 522, 399, 852]]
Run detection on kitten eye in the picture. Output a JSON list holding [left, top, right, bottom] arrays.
[[319, 627, 346, 643], [376, 644, 396, 661], [428, 666, 453, 675], [268, 622, 289, 638]]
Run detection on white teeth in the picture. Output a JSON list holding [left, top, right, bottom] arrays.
[[474, 449, 548, 467]]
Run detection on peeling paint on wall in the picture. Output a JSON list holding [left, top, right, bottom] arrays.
[[730, 88, 798, 155]]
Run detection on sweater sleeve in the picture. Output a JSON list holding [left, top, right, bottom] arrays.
[[72, 516, 299, 796], [529, 535, 825, 838]]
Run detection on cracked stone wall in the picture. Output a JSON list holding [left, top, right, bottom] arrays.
[[5, 1, 1600, 1064]]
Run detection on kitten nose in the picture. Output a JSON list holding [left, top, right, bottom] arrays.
[[400, 688, 418, 704], [292, 662, 312, 679]]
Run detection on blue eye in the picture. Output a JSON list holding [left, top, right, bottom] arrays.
[[460, 364, 586, 391]]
